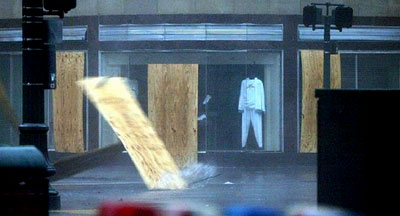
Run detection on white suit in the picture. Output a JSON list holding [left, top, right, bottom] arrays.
[[238, 78, 265, 148]]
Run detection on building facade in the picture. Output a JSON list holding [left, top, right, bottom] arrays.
[[1, 1, 399, 160]]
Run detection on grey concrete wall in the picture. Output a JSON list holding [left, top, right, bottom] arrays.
[[1, 0, 400, 19]]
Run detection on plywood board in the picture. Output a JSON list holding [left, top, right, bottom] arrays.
[[148, 64, 198, 168], [53, 52, 85, 153], [300, 50, 341, 153], [301, 50, 324, 153], [78, 77, 187, 190], [330, 54, 342, 89]]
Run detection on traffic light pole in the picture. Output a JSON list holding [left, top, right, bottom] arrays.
[[323, 5, 331, 89], [21, 0, 60, 210], [310, 2, 345, 89]]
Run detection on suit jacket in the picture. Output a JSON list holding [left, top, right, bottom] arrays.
[[238, 77, 265, 112]]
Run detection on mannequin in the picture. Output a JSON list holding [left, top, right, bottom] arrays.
[[248, 70, 256, 79], [238, 68, 265, 149]]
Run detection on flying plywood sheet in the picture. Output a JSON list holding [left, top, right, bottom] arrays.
[[78, 77, 187, 190]]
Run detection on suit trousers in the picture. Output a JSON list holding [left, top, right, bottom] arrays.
[[241, 108, 262, 148]]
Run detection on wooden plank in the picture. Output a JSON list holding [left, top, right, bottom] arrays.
[[300, 50, 324, 153], [53, 52, 84, 153], [51, 143, 124, 182], [78, 77, 187, 190], [331, 54, 342, 89], [148, 64, 198, 168], [300, 50, 342, 153]]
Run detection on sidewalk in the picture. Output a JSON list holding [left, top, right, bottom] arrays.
[[50, 153, 316, 216]]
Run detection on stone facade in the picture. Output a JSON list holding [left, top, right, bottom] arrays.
[[1, 0, 399, 19]]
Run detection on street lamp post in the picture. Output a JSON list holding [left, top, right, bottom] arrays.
[[21, 0, 76, 210]]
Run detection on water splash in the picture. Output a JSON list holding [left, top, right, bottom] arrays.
[[157, 163, 219, 189]]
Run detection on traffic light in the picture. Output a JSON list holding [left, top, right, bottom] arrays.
[[303, 5, 317, 27], [303, 5, 322, 30], [44, 0, 76, 14], [333, 6, 353, 31]]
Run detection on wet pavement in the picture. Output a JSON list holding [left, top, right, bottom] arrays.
[[50, 153, 316, 216]]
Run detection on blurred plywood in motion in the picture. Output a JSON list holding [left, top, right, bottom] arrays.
[[53, 52, 85, 153], [148, 64, 198, 168], [300, 50, 341, 153], [78, 77, 187, 190]]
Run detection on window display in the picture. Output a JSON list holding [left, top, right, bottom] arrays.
[[238, 69, 265, 149], [100, 51, 283, 152]]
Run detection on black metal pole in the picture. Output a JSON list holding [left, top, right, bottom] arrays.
[[21, 0, 60, 210], [323, 4, 331, 89]]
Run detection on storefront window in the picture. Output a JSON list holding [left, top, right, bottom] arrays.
[[357, 54, 400, 89], [0, 54, 22, 146], [340, 54, 357, 89], [339, 53, 400, 89], [99, 50, 283, 152], [298, 51, 400, 152], [340, 53, 400, 89], [0, 52, 88, 150]]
